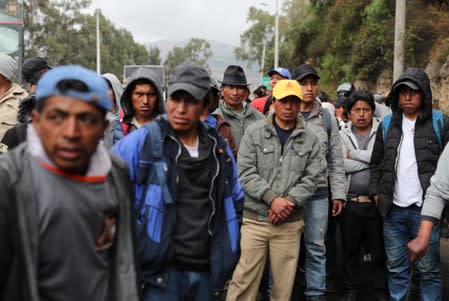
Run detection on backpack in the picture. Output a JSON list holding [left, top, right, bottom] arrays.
[[381, 110, 444, 148]]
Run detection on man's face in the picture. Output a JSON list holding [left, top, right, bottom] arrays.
[[398, 86, 423, 118], [166, 91, 205, 134], [269, 73, 285, 90], [131, 83, 159, 123], [335, 106, 345, 119], [32, 96, 108, 174], [273, 96, 300, 125], [298, 76, 319, 104], [221, 85, 246, 109], [349, 100, 373, 131]]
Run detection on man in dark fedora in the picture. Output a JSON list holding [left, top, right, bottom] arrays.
[[214, 65, 264, 149]]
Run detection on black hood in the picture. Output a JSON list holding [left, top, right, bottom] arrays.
[[389, 68, 433, 121], [121, 68, 165, 122]]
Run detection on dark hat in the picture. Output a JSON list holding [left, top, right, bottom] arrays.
[[393, 80, 419, 92], [292, 64, 320, 81], [334, 96, 347, 108], [22, 57, 51, 84], [219, 65, 250, 86], [167, 61, 210, 100]]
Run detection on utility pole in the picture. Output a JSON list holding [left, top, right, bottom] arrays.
[[393, 0, 406, 81], [260, 43, 266, 84], [96, 9, 101, 75], [274, 0, 279, 68]]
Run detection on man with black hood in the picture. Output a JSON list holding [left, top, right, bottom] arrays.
[[370, 68, 449, 301], [111, 67, 165, 145]]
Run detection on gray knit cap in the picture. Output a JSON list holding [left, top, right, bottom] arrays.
[[0, 53, 18, 82]]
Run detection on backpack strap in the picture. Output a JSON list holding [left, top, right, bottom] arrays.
[[432, 109, 444, 148], [321, 108, 332, 160], [119, 110, 130, 135], [138, 122, 173, 205], [382, 113, 393, 143]]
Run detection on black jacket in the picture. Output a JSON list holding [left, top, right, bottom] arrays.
[[0, 144, 141, 301], [369, 68, 449, 216]]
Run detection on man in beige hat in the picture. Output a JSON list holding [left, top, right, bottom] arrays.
[[0, 53, 28, 140]]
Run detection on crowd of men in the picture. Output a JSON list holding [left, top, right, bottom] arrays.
[[1, 51, 449, 301]]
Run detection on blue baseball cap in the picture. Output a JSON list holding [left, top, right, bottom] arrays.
[[36, 65, 111, 111], [267, 67, 291, 79]]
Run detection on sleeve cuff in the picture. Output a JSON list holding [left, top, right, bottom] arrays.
[[262, 189, 278, 205], [421, 215, 440, 225]]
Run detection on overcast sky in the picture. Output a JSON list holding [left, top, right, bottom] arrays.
[[89, 0, 268, 46]]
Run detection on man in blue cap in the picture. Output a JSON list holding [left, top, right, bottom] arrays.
[[251, 67, 291, 115], [0, 65, 140, 301]]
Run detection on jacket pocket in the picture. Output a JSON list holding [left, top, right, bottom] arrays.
[[136, 184, 171, 268], [289, 144, 312, 173]]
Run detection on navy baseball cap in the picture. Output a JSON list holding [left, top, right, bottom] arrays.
[[36, 65, 111, 111], [267, 67, 291, 79]]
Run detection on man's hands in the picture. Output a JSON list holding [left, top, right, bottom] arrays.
[[407, 220, 434, 262], [331, 199, 344, 217], [268, 197, 295, 225]]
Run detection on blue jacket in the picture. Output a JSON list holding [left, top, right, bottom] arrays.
[[112, 115, 243, 296]]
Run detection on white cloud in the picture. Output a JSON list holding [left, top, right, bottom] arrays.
[[89, 0, 265, 45]]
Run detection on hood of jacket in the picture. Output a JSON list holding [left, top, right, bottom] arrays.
[[102, 73, 123, 115], [120, 68, 165, 123], [389, 68, 433, 121]]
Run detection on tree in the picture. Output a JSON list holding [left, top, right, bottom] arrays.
[[148, 46, 161, 65], [164, 38, 212, 76], [22, 0, 149, 78]]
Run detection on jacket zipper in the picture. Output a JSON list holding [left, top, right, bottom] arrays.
[[207, 134, 219, 236]]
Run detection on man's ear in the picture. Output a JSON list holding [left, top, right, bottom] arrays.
[[31, 109, 41, 136]]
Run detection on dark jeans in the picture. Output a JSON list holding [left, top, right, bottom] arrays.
[[341, 201, 387, 297], [384, 204, 441, 301], [143, 267, 211, 301]]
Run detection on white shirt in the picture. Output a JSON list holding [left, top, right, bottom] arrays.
[[393, 115, 423, 207], [183, 136, 199, 158]]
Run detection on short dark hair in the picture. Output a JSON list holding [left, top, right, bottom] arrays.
[[346, 90, 375, 113], [35, 79, 107, 116]]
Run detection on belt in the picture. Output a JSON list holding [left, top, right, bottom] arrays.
[[349, 195, 371, 203], [243, 209, 262, 220]]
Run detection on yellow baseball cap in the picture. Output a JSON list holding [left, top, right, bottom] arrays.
[[272, 80, 303, 101]]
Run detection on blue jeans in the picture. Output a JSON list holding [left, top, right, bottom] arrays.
[[143, 268, 211, 301], [384, 204, 441, 301], [303, 197, 329, 296]]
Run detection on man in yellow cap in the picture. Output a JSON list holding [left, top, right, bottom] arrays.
[[226, 80, 323, 301]]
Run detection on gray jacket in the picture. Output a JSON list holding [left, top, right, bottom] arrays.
[[303, 100, 347, 201], [237, 113, 322, 221], [214, 102, 264, 149], [340, 118, 380, 194], [102, 73, 124, 150], [421, 144, 449, 223], [0, 144, 140, 301]]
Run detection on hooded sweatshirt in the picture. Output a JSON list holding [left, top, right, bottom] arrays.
[[369, 68, 449, 216], [102, 73, 123, 150], [111, 68, 165, 145]]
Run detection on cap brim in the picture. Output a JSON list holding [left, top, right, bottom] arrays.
[[273, 92, 302, 101], [398, 81, 419, 91], [295, 72, 320, 81], [168, 83, 207, 100]]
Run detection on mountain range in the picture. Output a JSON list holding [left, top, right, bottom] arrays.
[[148, 39, 261, 89]]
